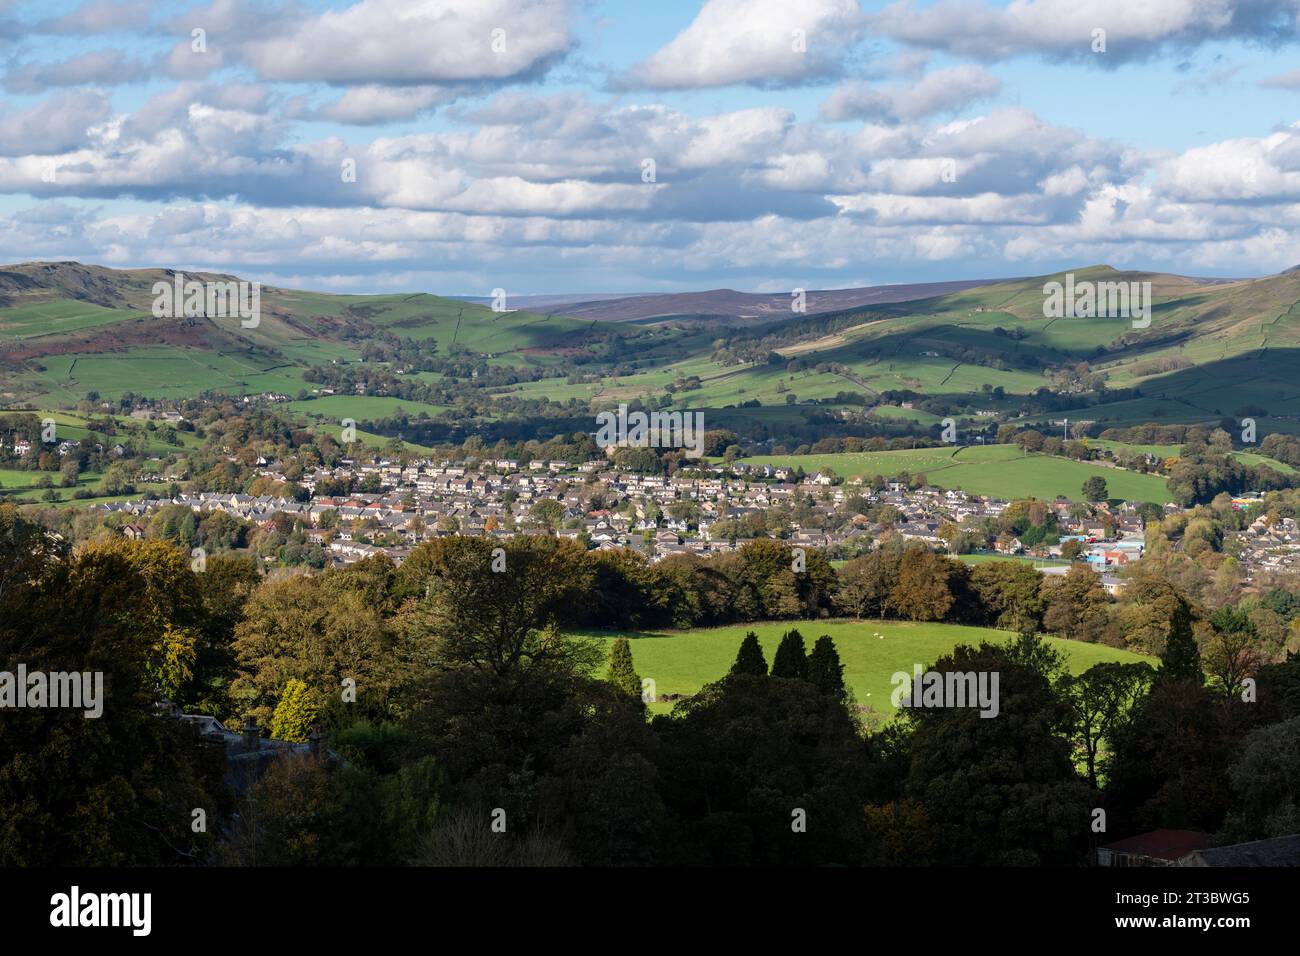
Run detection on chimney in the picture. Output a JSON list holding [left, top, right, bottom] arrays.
[[242, 715, 259, 752], [309, 724, 323, 758]]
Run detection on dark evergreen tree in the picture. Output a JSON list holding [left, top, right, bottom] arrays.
[[605, 637, 642, 698], [1160, 597, 1202, 684], [770, 629, 808, 680], [731, 631, 768, 676], [807, 635, 846, 698]]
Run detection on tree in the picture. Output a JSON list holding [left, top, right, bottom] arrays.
[[1042, 564, 1111, 644], [1105, 678, 1238, 833], [651, 674, 871, 864], [901, 641, 1092, 865], [605, 637, 642, 698], [393, 535, 594, 681], [889, 547, 955, 622], [1082, 476, 1108, 502], [1198, 604, 1255, 685], [731, 631, 768, 676], [835, 551, 899, 619], [271, 678, 318, 743], [529, 499, 565, 529], [1159, 597, 1202, 684], [1060, 661, 1155, 789], [0, 530, 223, 865], [970, 560, 1044, 633], [763, 570, 804, 619], [807, 635, 846, 699], [770, 629, 808, 680], [1220, 716, 1300, 843]]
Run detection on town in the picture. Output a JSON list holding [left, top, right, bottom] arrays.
[[90, 448, 1169, 585]]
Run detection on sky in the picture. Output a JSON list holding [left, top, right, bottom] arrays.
[[4, 0, 1300, 295]]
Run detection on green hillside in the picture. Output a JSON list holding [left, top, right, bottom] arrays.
[[0, 262, 610, 404], [735, 443, 1175, 502]]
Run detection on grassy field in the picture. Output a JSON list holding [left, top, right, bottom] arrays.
[[313, 420, 435, 454], [584, 620, 1147, 716], [736, 442, 1174, 502], [289, 394, 453, 422], [0, 301, 144, 340], [23, 346, 309, 403], [1091, 439, 1296, 474]]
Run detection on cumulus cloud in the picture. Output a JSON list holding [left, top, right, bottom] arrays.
[[1156, 125, 1300, 202], [240, 0, 573, 85], [621, 0, 865, 89], [7, 1, 1300, 288], [33, 0, 151, 35], [5, 50, 151, 93], [873, 0, 1300, 62], [0, 89, 111, 154], [820, 65, 1001, 122], [307, 85, 456, 125]]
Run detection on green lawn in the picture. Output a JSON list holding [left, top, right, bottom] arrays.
[[582, 620, 1147, 717], [735, 443, 1174, 502]]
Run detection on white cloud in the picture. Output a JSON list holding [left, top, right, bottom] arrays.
[[33, 0, 151, 35], [0, 89, 111, 154], [622, 0, 865, 89], [311, 86, 454, 124], [241, 0, 573, 85], [820, 65, 1001, 122], [5, 50, 151, 93], [873, 0, 1300, 62]]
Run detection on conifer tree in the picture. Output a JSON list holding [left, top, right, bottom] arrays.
[[731, 631, 768, 676], [1160, 597, 1203, 684], [770, 629, 808, 680], [605, 637, 642, 698], [807, 635, 846, 698]]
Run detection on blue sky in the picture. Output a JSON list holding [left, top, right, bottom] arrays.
[[4, 0, 1300, 294]]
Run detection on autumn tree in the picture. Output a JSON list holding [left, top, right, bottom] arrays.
[[1042, 564, 1111, 644], [835, 551, 899, 620], [889, 546, 956, 622], [271, 678, 319, 743], [1204, 605, 1261, 697], [970, 560, 1045, 633]]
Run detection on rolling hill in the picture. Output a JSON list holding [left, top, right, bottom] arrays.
[[0, 261, 607, 405], [7, 261, 1300, 438], [536, 278, 1006, 324]]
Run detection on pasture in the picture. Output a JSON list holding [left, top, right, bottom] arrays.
[[735, 443, 1174, 502], [584, 620, 1146, 717]]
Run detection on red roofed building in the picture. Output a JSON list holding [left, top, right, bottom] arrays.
[[1097, 829, 1214, 867]]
